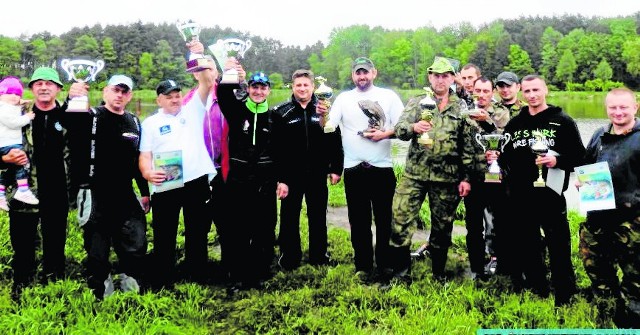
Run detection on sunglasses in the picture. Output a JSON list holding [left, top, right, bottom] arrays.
[[251, 74, 269, 83]]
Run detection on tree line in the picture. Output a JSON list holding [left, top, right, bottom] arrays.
[[0, 13, 639, 91]]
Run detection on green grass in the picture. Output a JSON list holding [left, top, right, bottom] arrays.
[[0, 171, 613, 334]]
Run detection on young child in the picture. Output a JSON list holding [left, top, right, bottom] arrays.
[[0, 76, 38, 211]]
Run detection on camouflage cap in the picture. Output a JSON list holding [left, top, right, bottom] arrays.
[[428, 57, 455, 74]]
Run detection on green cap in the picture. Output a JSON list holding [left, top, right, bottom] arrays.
[[427, 57, 455, 74], [28, 67, 64, 88]]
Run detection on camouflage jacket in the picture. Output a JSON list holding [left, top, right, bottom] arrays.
[[0, 100, 71, 213], [395, 90, 475, 183], [494, 99, 526, 119]]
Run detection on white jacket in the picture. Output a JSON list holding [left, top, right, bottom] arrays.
[[0, 101, 30, 148]]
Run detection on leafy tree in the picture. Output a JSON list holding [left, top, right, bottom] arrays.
[[555, 49, 577, 88], [71, 34, 100, 58], [100, 37, 118, 80], [138, 52, 157, 89], [0, 37, 24, 78], [539, 27, 563, 83], [622, 37, 640, 76], [506, 44, 534, 77], [46, 37, 66, 69], [593, 59, 613, 83]]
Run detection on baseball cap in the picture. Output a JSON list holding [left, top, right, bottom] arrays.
[[107, 74, 133, 91], [28, 67, 64, 88], [0, 76, 24, 97], [496, 72, 519, 86], [427, 57, 455, 74], [248, 72, 270, 86], [292, 69, 314, 81], [156, 79, 182, 96], [352, 57, 375, 72]]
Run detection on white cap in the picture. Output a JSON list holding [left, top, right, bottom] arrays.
[[107, 74, 133, 90]]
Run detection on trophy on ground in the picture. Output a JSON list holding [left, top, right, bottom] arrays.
[[475, 133, 512, 183], [60, 58, 105, 112], [417, 87, 437, 147], [208, 38, 252, 83], [176, 20, 209, 72], [314, 76, 334, 133], [356, 100, 386, 137], [530, 130, 549, 187]]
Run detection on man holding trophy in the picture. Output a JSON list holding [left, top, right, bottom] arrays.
[[387, 57, 476, 283], [317, 57, 403, 281], [464, 76, 511, 281], [492, 74, 585, 306]]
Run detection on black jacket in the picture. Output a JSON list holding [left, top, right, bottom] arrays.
[[584, 119, 640, 213], [499, 104, 585, 193], [271, 94, 344, 186], [217, 82, 275, 182]]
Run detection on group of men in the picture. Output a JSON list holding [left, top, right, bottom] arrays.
[[1, 48, 639, 326]]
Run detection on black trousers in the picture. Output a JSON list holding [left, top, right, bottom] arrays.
[[9, 203, 69, 284], [209, 171, 229, 279], [343, 163, 395, 272], [224, 174, 277, 283], [278, 172, 329, 268], [151, 175, 211, 283], [83, 192, 147, 298], [463, 180, 506, 274]]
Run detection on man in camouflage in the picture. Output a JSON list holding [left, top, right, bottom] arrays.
[[494, 71, 526, 117], [388, 57, 476, 282], [579, 87, 640, 327], [463, 76, 511, 280]]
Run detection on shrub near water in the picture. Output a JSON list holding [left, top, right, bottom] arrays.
[[0, 177, 612, 334]]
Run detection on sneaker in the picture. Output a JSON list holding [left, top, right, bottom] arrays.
[[118, 273, 140, 293], [485, 256, 498, 276], [410, 243, 430, 259], [103, 274, 115, 298], [14, 190, 39, 205], [0, 197, 8, 211]]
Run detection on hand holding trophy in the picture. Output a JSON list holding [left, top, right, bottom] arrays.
[[176, 20, 209, 73], [475, 133, 511, 183], [60, 58, 105, 112], [314, 76, 335, 133], [209, 38, 252, 83], [530, 130, 549, 187], [417, 86, 437, 147]]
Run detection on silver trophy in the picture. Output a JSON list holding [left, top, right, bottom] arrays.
[[475, 133, 511, 183], [208, 38, 252, 83], [60, 58, 105, 112], [314, 76, 335, 133], [176, 20, 209, 72], [417, 87, 436, 146], [530, 130, 549, 187]]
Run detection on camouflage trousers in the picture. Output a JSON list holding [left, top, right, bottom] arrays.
[[390, 176, 460, 250], [579, 211, 640, 316]]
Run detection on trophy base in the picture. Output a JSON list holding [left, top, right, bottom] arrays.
[[220, 72, 239, 84], [66, 98, 89, 112], [484, 173, 502, 183], [533, 179, 546, 187], [324, 125, 336, 133], [186, 58, 211, 73], [417, 137, 433, 146]]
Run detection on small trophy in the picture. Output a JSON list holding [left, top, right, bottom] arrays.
[[356, 100, 386, 137], [314, 76, 334, 133], [530, 130, 549, 187], [475, 133, 511, 183], [417, 87, 437, 147], [60, 58, 105, 112], [208, 38, 252, 83], [176, 20, 209, 73]]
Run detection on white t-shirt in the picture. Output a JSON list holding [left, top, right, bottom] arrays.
[[140, 95, 216, 192], [328, 85, 404, 169]]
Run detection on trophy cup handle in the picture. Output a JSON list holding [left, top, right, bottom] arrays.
[[499, 133, 511, 152], [475, 133, 487, 152]]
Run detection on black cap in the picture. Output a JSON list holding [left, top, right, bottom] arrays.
[[156, 79, 182, 96], [496, 72, 519, 85]]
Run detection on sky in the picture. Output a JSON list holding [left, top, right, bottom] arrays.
[[3, 0, 639, 47]]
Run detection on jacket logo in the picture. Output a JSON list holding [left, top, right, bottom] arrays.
[[159, 125, 171, 135]]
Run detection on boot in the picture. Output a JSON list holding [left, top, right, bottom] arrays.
[[430, 248, 448, 282], [382, 246, 411, 287]]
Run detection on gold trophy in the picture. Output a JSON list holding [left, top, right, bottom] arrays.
[[208, 38, 252, 83], [60, 58, 105, 112], [530, 130, 549, 187], [475, 133, 511, 183], [176, 20, 209, 73], [314, 76, 334, 133], [417, 87, 436, 147]]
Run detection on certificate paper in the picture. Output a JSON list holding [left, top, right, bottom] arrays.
[[574, 161, 616, 213], [153, 150, 184, 193]]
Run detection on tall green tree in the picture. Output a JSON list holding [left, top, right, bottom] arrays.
[[100, 37, 118, 81], [593, 59, 613, 82], [0, 37, 24, 78], [555, 49, 577, 88], [506, 44, 534, 77], [539, 27, 564, 84], [622, 37, 640, 76]]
